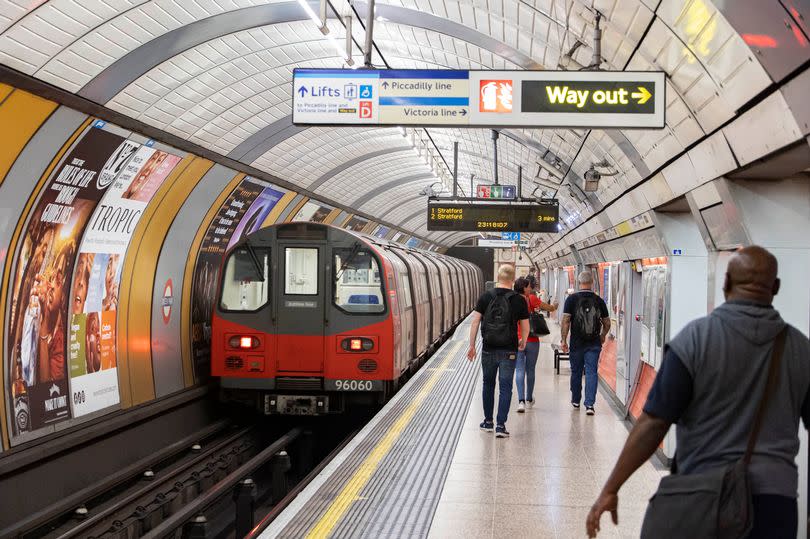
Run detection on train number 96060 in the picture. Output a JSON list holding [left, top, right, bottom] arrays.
[[335, 379, 374, 391]]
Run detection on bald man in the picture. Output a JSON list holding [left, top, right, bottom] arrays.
[[586, 246, 810, 539]]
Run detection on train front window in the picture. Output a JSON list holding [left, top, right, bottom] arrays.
[[220, 246, 269, 311], [334, 247, 385, 313], [285, 248, 319, 295]]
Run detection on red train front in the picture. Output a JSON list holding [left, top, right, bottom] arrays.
[[211, 222, 481, 414]]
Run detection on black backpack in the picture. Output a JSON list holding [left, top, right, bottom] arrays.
[[481, 290, 515, 348], [573, 293, 603, 341]]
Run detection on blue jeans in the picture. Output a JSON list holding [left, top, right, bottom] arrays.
[[481, 349, 517, 426], [516, 341, 540, 402], [569, 344, 601, 407]]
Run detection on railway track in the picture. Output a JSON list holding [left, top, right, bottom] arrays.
[[17, 411, 365, 539]]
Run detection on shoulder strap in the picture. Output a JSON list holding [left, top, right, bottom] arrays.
[[743, 327, 788, 467]]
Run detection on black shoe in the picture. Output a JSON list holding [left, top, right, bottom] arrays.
[[572, 402, 580, 410], [480, 420, 494, 432], [495, 425, 510, 438], [586, 407, 595, 416]]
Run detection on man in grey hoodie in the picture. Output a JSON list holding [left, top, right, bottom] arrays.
[[586, 246, 810, 538]]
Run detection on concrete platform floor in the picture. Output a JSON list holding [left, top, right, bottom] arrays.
[[428, 336, 666, 539]]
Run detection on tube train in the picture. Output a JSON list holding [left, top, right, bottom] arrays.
[[212, 222, 483, 415]]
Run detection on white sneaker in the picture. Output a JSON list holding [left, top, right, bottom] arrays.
[[528, 399, 535, 408], [517, 401, 526, 413]]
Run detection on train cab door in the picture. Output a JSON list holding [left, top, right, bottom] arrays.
[[274, 242, 327, 374]]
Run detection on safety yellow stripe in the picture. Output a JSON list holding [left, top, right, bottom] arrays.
[[0, 89, 58, 188], [284, 196, 309, 223], [118, 157, 213, 406], [180, 172, 245, 387], [261, 190, 297, 228], [322, 208, 342, 224], [0, 116, 93, 449], [304, 340, 463, 538]]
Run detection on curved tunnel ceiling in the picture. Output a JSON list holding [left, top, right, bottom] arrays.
[[1, 0, 807, 252]]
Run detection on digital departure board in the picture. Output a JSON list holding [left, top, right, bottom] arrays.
[[427, 202, 559, 232]]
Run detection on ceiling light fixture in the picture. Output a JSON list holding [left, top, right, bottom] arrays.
[[297, 0, 329, 34], [297, 0, 356, 66]]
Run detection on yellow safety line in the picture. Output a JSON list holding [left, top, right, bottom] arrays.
[[305, 339, 464, 539]]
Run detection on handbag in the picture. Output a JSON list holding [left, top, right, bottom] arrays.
[[529, 311, 550, 337], [640, 327, 787, 539]]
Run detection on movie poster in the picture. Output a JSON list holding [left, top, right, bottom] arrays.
[[6, 126, 127, 436], [292, 201, 332, 223], [190, 177, 284, 380], [69, 145, 182, 417]]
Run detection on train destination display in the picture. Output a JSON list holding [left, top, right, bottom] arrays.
[[293, 69, 665, 129], [427, 202, 559, 232]]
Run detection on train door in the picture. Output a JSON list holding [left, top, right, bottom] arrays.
[[654, 267, 668, 369], [274, 242, 326, 373], [625, 268, 644, 407], [640, 268, 653, 366], [613, 263, 630, 404]]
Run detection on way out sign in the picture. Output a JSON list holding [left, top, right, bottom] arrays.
[[292, 69, 665, 129]]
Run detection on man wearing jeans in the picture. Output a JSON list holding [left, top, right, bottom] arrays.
[[561, 271, 610, 415], [467, 264, 530, 438]]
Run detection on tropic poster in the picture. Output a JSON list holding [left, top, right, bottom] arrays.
[[69, 145, 182, 417], [191, 177, 284, 380], [6, 126, 127, 436]]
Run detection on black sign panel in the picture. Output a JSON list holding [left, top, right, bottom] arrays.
[[522, 80, 655, 114], [427, 202, 559, 232]]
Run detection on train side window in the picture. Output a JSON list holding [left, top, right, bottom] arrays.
[[285, 247, 319, 295], [333, 248, 385, 313], [220, 247, 270, 311]]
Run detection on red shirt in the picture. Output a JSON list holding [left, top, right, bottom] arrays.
[[519, 294, 545, 342]]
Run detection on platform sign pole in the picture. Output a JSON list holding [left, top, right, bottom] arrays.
[[453, 141, 458, 198], [518, 166, 522, 199], [492, 130, 499, 185], [363, 0, 375, 68]]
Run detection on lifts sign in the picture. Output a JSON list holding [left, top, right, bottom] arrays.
[[293, 69, 665, 129]]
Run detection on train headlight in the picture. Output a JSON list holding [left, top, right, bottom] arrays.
[[341, 337, 374, 352], [229, 335, 260, 349]]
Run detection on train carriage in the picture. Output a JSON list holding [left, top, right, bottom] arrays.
[[212, 222, 482, 415]]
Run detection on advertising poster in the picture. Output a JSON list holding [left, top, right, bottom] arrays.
[[344, 216, 368, 232], [6, 126, 127, 436], [69, 146, 182, 417], [406, 237, 420, 248], [191, 177, 284, 379], [292, 201, 332, 223], [373, 225, 390, 239], [226, 186, 285, 251]]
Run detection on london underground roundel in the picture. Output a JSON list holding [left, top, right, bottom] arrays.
[[162, 279, 174, 325]]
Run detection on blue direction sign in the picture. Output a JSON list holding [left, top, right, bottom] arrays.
[[293, 69, 665, 128]]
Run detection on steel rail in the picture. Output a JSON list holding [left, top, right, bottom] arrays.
[[142, 427, 303, 539], [56, 424, 253, 538]]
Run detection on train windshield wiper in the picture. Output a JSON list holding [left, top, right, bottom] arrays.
[[336, 242, 362, 281], [243, 238, 264, 281]]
